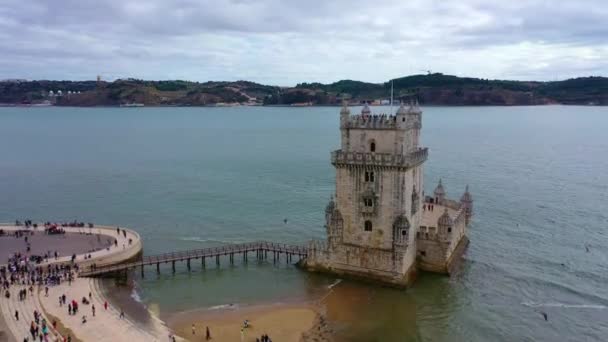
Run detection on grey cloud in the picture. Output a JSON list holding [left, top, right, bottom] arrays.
[[0, 0, 606, 83]]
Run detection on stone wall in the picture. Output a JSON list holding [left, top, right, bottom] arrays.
[[416, 207, 468, 274], [335, 165, 423, 252]]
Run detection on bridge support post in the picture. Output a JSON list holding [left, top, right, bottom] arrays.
[[141, 265, 144, 278], [216, 255, 220, 266], [156, 263, 160, 274], [202, 256, 205, 268], [230, 253, 234, 265], [187, 259, 191, 271], [264, 250, 267, 260], [172, 261, 176, 273]]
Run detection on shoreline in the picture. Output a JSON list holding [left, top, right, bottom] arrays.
[[167, 301, 327, 342]]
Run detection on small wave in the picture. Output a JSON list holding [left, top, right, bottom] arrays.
[[328, 279, 342, 289], [131, 287, 142, 303], [208, 303, 239, 310], [522, 302, 606, 309], [178, 237, 238, 244]]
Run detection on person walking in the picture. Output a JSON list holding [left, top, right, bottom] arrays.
[[15, 310, 19, 321], [92, 304, 96, 317]]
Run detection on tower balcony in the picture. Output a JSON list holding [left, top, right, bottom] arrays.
[[331, 148, 428, 168]]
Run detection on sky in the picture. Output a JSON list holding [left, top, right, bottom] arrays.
[[0, 0, 607, 85]]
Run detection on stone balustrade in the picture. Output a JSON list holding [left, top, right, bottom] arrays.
[[331, 148, 428, 168], [342, 114, 398, 129]]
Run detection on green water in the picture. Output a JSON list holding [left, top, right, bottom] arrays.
[[1, 105, 607, 341]]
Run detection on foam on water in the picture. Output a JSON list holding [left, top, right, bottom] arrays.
[[131, 286, 143, 303], [328, 279, 342, 289], [522, 302, 606, 309], [208, 304, 239, 310]]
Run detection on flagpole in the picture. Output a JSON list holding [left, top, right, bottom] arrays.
[[390, 80, 394, 114]]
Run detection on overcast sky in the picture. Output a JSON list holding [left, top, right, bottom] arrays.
[[0, 0, 606, 85]]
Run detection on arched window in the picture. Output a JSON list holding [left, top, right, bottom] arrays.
[[364, 220, 373, 231], [370, 141, 376, 152], [364, 171, 375, 182]]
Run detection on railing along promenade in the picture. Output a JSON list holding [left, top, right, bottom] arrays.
[[79, 241, 309, 277], [331, 148, 428, 168]]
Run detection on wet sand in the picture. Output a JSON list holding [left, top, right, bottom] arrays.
[[168, 303, 318, 342], [0, 230, 112, 263], [0, 308, 10, 342]]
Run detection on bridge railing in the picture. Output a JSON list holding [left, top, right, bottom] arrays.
[[80, 240, 309, 276]]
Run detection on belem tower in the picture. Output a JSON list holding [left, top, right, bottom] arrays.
[[303, 101, 473, 287]]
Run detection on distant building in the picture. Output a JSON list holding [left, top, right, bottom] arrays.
[[304, 102, 473, 287]]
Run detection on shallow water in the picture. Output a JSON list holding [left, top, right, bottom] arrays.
[[1, 105, 607, 341]]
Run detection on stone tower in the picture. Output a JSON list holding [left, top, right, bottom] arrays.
[[306, 101, 428, 286]]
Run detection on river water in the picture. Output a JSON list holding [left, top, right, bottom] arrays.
[[0, 105, 607, 341]]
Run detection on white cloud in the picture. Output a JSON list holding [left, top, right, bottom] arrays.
[[0, 0, 606, 84]]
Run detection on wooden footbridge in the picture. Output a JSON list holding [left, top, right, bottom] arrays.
[[79, 241, 309, 277]]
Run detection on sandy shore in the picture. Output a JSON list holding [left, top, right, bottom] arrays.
[[168, 303, 319, 342]]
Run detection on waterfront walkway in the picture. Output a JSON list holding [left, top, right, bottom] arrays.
[[0, 224, 177, 342]]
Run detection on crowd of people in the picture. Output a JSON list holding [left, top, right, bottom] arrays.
[[15, 220, 94, 229], [0, 220, 124, 342], [2, 247, 78, 342]]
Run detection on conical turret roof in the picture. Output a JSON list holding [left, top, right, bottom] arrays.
[[396, 102, 407, 115], [434, 179, 446, 196], [361, 103, 371, 115], [325, 195, 335, 213], [438, 208, 453, 227], [460, 185, 472, 202], [340, 101, 350, 116]]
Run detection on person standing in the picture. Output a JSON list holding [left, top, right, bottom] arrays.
[[15, 310, 19, 321], [92, 304, 96, 317], [206, 326, 211, 340], [191, 324, 196, 335]]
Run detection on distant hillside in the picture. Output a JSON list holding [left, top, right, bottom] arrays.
[[1, 74, 606, 106]]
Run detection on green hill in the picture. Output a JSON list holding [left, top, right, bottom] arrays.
[[1, 74, 606, 106]]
